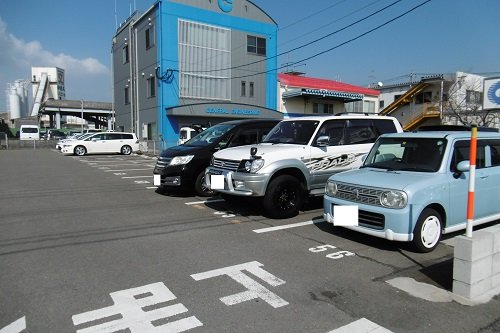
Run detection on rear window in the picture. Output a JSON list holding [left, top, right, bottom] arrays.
[[22, 127, 38, 133]]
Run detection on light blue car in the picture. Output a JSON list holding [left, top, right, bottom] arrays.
[[323, 129, 500, 252]]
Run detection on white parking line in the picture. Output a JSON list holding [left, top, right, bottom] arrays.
[[327, 318, 393, 333], [185, 199, 225, 205], [253, 219, 325, 233], [91, 163, 141, 167], [121, 176, 152, 179], [106, 168, 153, 172]]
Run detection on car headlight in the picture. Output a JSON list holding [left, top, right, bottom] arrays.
[[325, 181, 338, 197], [244, 159, 265, 173], [380, 190, 407, 208], [169, 155, 194, 166]]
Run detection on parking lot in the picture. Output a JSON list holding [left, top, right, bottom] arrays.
[[0, 149, 499, 332]]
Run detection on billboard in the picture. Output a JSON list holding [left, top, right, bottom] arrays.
[[483, 77, 500, 110]]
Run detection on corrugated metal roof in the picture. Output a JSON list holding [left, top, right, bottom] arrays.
[[278, 73, 380, 96]]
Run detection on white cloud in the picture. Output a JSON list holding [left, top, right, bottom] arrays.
[[0, 17, 111, 111]]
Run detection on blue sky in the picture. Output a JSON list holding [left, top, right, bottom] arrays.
[[0, 0, 498, 111]]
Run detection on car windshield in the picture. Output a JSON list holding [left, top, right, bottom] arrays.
[[363, 137, 447, 172], [184, 124, 235, 147], [263, 120, 319, 145]]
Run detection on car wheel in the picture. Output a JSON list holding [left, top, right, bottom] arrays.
[[263, 175, 303, 219], [194, 171, 214, 197], [121, 145, 132, 155], [74, 145, 87, 156], [413, 208, 442, 253]]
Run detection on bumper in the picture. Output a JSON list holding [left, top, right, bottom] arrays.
[[205, 167, 269, 197], [154, 165, 197, 189], [323, 195, 414, 242]]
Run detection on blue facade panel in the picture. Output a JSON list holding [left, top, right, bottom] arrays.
[[156, 1, 278, 146]]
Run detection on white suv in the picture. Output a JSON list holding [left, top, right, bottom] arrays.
[[61, 132, 139, 156], [205, 114, 403, 218]]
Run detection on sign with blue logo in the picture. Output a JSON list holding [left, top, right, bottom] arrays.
[[484, 78, 500, 109], [218, 0, 233, 13]]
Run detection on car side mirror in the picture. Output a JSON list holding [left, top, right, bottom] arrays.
[[453, 160, 470, 179], [316, 135, 329, 147], [457, 160, 470, 172]]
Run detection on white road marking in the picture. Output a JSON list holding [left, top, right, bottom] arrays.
[[191, 261, 288, 308], [185, 199, 225, 205], [253, 219, 325, 233], [92, 163, 141, 167], [121, 176, 152, 179], [327, 318, 393, 333], [0, 317, 26, 333], [146, 186, 158, 189], [106, 168, 153, 172], [72, 282, 202, 332]]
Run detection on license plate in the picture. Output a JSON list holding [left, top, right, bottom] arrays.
[[153, 174, 161, 186]]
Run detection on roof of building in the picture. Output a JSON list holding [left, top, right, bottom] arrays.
[[278, 73, 380, 97]]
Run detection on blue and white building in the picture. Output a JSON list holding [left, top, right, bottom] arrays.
[[112, 0, 282, 147]]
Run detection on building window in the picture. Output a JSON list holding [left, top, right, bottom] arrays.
[[122, 45, 129, 64], [145, 26, 155, 49], [241, 81, 246, 97], [379, 100, 385, 109], [466, 90, 483, 104], [313, 103, 334, 114], [344, 101, 363, 113], [415, 91, 432, 104], [364, 100, 375, 113], [247, 35, 266, 56], [178, 20, 231, 100], [249, 82, 254, 98], [147, 77, 156, 97], [124, 86, 130, 104]]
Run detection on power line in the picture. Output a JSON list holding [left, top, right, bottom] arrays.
[[180, 0, 404, 75], [230, 0, 433, 80], [279, 0, 349, 31]]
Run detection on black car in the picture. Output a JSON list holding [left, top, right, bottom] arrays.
[[154, 118, 280, 196]]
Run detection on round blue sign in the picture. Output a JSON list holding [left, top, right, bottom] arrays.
[[487, 81, 500, 105], [218, 0, 233, 13]]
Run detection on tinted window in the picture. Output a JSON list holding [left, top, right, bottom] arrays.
[[450, 140, 488, 171], [264, 121, 319, 145], [489, 140, 500, 167], [314, 120, 346, 146], [22, 127, 38, 133]]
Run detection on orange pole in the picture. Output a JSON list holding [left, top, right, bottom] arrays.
[[466, 125, 477, 237]]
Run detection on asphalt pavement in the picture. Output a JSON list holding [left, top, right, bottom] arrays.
[[0, 149, 498, 332]]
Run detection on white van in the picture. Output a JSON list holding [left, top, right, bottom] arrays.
[[19, 125, 40, 140], [178, 126, 205, 145]]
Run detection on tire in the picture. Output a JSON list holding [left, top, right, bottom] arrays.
[[263, 175, 304, 219], [194, 171, 214, 197], [121, 145, 132, 155], [413, 208, 442, 253], [74, 145, 87, 156]]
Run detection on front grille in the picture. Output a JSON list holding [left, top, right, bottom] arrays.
[[212, 158, 240, 171], [359, 210, 385, 229], [155, 156, 172, 171], [335, 183, 383, 207]]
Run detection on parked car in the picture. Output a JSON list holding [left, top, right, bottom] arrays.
[[323, 129, 500, 252], [153, 119, 280, 196], [19, 125, 40, 140], [44, 129, 67, 140], [56, 133, 94, 151], [205, 114, 403, 218], [178, 125, 206, 145], [61, 132, 139, 156]]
